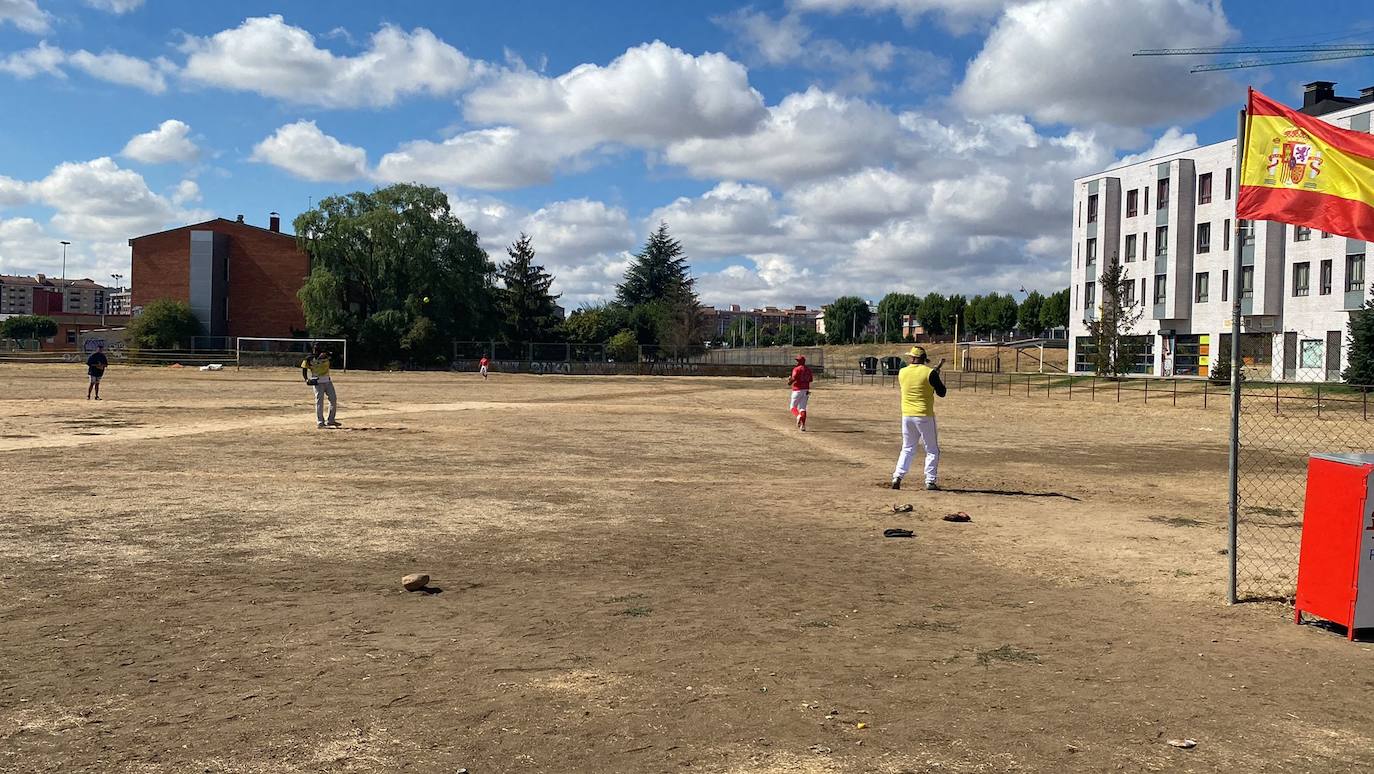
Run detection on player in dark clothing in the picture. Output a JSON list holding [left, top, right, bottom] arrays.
[[86, 344, 108, 400]]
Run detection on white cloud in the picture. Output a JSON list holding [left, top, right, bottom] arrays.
[[650, 182, 783, 259], [180, 15, 487, 108], [84, 0, 143, 12], [465, 41, 766, 148], [0, 158, 209, 282], [374, 127, 566, 190], [67, 49, 170, 93], [1109, 126, 1200, 168], [170, 180, 200, 206], [251, 121, 367, 182], [0, 42, 65, 78], [784, 167, 925, 225], [0, 0, 50, 34], [664, 87, 904, 184], [955, 0, 1237, 126], [1, 43, 169, 93], [121, 120, 200, 164]]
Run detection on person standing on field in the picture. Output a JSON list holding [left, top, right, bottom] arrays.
[[300, 343, 340, 428], [788, 354, 813, 431], [85, 344, 108, 400], [891, 346, 947, 491], [479, 354, 490, 380]]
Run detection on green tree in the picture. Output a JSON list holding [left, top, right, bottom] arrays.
[[0, 314, 58, 341], [1343, 285, 1374, 386], [1018, 291, 1045, 335], [1039, 288, 1070, 331], [617, 222, 696, 308], [991, 293, 1019, 337], [917, 293, 947, 336], [497, 233, 562, 344], [607, 330, 639, 362], [824, 296, 871, 344], [876, 292, 921, 342], [965, 295, 989, 337], [1085, 259, 1144, 377], [294, 183, 497, 363], [725, 315, 757, 345], [126, 299, 202, 349], [944, 294, 967, 338], [560, 302, 628, 344]]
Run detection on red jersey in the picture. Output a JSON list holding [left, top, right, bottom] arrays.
[[479, 357, 490, 367], [790, 364, 813, 391]]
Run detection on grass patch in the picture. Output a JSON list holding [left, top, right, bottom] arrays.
[[1149, 515, 1205, 528], [1174, 568, 1196, 578], [608, 592, 646, 604], [976, 645, 1040, 667], [615, 606, 652, 617], [895, 620, 959, 633]]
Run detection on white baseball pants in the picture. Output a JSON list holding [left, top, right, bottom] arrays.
[[893, 416, 939, 484], [789, 389, 809, 415]]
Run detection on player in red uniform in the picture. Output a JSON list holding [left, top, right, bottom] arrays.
[[479, 355, 490, 379], [787, 354, 814, 431]]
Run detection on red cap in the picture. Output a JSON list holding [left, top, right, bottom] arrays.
[[795, 355, 806, 363]]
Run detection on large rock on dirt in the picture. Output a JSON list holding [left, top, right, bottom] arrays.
[[401, 573, 430, 591]]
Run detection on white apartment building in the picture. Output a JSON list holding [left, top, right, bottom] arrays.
[[1070, 82, 1373, 381], [0, 274, 110, 316]]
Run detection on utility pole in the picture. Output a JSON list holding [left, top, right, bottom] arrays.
[[953, 314, 960, 372], [59, 241, 70, 283]]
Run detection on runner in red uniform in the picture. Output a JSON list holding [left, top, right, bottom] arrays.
[[787, 355, 814, 431]]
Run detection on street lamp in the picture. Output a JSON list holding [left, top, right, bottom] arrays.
[[59, 241, 70, 283]]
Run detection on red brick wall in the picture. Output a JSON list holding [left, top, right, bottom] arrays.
[[130, 220, 309, 339]]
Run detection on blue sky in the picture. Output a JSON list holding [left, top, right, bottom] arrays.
[[3, 0, 1374, 307]]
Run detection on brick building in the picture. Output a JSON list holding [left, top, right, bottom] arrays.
[[1, 274, 109, 315], [130, 214, 308, 339]]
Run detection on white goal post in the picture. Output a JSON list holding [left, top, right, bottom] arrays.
[[235, 337, 348, 371]]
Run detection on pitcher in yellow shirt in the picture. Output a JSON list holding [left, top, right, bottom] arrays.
[[891, 346, 947, 491]]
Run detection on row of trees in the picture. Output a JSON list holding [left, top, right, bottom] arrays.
[[825, 289, 1071, 345]]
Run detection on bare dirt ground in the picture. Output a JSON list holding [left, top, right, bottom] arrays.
[[1, 363, 1371, 773]]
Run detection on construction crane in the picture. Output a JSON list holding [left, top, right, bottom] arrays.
[[1134, 44, 1374, 72]]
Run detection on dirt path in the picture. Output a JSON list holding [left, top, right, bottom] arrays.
[[0, 366, 1369, 773]]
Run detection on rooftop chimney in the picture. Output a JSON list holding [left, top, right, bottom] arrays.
[[35, 273, 46, 284], [269, 211, 281, 233], [235, 214, 244, 223], [1303, 81, 1337, 110]]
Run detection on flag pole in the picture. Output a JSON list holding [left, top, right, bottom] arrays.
[[1226, 101, 1247, 605]]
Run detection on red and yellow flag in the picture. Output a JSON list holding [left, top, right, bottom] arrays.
[[1238, 88, 1374, 242]]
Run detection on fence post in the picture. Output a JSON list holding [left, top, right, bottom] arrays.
[[1117, 378, 1121, 403], [1046, 373, 1051, 398], [1203, 379, 1208, 409], [1316, 383, 1322, 419], [1091, 376, 1096, 401], [1275, 381, 1280, 415], [1069, 377, 1073, 400], [1173, 378, 1178, 407], [1026, 373, 1031, 397], [1144, 378, 1148, 404]]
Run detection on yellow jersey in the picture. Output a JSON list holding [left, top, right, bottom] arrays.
[[301, 354, 332, 380], [899, 364, 936, 417]]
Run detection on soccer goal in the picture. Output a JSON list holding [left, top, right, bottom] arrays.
[[235, 337, 348, 370]]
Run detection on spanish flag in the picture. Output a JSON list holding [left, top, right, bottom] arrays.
[[1238, 88, 1374, 242]]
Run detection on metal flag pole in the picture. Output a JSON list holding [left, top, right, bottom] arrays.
[[1227, 103, 1248, 605]]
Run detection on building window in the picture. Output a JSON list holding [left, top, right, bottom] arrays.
[[1155, 226, 1168, 256], [1125, 234, 1137, 262], [1300, 340, 1324, 369], [1196, 222, 1211, 253], [66, 330, 77, 344], [1086, 238, 1097, 265], [1153, 274, 1167, 304], [1225, 167, 1232, 200], [1349, 254, 1366, 292], [1075, 242, 1079, 268], [1140, 277, 1147, 306], [1156, 178, 1170, 209], [1077, 200, 1081, 227], [1195, 272, 1209, 303], [1241, 266, 1254, 299], [1321, 259, 1333, 295], [1322, 230, 1333, 238], [1122, 279, 1136, 306], [1084, 281, 1096, 308], [1293, 262, 1310, 296], [1223, 219, 1231, 251], [1222, 269, 1229, 302], [1294, 225, 1312, 242], [1126, 189, 1138, 218], [1198, 172, 1213, 204], [1240, 220, 1255, 246], [1142, 231, 1148, 259], [1087, 193, 1098, 224], [1144, 186, 1150, 215]]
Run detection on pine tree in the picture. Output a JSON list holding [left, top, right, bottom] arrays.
[[497, 233, 562, 344], [1085, 258, 1144, 377], [616, 222, 697, 308], [1343, 286, 1374, 387]]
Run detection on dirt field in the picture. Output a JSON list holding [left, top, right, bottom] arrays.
[[1, 364, 1371, 773]]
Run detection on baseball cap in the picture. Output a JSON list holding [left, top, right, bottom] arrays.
[[795, 354, 806, 363], [907, 346, 927, 359]]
